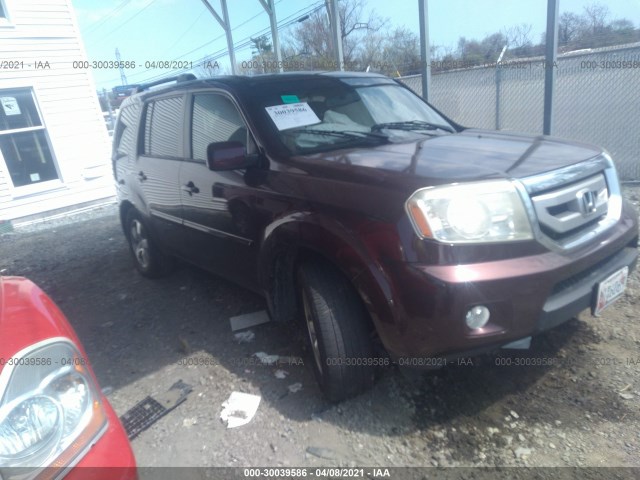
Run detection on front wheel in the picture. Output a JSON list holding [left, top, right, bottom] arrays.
[[125, 209, 173, 278], [297, 260, 375, 402]]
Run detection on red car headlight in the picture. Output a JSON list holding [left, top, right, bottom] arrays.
[[0, 338, 107, 479]]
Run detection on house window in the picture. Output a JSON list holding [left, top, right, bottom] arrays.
[[0, 88, 60, 188], [0, 0, 8, 22]]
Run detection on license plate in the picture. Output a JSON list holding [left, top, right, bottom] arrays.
[[593, 266, 628, 316]]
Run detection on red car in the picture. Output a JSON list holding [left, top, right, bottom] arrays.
[[0, 277, 136, 479]]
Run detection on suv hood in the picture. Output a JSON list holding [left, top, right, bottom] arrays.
[[306, 129, 603, 186]]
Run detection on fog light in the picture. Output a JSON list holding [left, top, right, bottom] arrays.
[[465, 305, 490, 329]]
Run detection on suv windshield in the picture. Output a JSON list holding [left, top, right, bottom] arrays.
[[244, 76, 454, 155]]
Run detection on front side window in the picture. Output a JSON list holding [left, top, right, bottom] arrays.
[[0, 88, 59, 188], [143, 96, 183, 158], [191, 94, 247, 161]]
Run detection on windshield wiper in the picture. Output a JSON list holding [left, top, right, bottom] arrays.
[[284, 129, 388, 142], [371, 120, 455, 133]]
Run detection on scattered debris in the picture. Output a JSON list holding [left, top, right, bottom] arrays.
[[288, 382, 303, 393], [274, 370, 289, 379], [620, 384, 632, 392], [234, 330, 255, 343], [619, 392, 634, 400], [101, 386, 113, 396], [255, 351, 280, 365], [306, 446, 340, 460], [230, 310, 270, 331], [178, 336, 191, 354], [514, 447, 532, 459], [182, 417, 197, 428], [120, 380, 192, 439], [220, 392, 261, 428], [510, 410, 520, 419]]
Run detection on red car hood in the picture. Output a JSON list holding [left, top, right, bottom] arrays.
[[0, 276, 82, 371]]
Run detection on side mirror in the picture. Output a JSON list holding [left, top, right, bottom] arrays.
[[206, 141, 256, 171]]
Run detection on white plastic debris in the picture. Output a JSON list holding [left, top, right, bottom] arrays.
[[288, 382, 303, 393], [220, 392, 261, 428], [274, 370, 289, 379], [230, 310, 270, 331], [255, 352, 280, 365], [234, 331, 255, 343]]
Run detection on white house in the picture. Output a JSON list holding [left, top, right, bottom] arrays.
[[0, 0, 114, 227]]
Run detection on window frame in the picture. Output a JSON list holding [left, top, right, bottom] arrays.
[[0, 86, 62, 198]]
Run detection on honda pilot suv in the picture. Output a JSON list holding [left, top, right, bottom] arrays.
[[113, 72, 638, 402]]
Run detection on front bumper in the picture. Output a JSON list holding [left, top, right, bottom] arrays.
[[382, 203, 638, 361]]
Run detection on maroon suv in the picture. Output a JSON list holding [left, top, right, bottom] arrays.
[[113, 72, 638, 401]]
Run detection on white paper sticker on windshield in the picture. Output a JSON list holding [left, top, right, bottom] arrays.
[[1, 97, 21, 116], [265, 102, 320, 131]]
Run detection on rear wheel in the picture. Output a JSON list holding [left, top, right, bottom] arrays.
[[297, 259, 375, 402], [125, 209, 173, 278]]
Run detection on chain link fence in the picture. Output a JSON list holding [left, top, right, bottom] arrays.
[[399, 43, 640, 181]]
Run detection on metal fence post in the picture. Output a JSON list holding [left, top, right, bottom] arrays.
[[543, 0, 559, 135], [418, 0, 431, 102]]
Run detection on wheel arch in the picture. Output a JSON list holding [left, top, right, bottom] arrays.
[[258, 213, 399, 348]]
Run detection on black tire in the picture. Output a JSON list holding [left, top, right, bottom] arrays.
[[297, 259, 375, 402], [124, 209, 174, 278]]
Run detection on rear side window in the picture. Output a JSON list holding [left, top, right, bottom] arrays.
[[143, 96, 183, 157], [113, 105, 137, 158]]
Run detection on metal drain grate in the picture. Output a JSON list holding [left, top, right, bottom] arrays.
[[120, 380, 192, 439]]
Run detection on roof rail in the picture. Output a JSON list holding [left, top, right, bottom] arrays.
[[135, 73, 197, 93]]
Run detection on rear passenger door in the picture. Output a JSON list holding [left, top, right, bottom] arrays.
[[179, 91, 259, 288], [136, 94, 186, 252]]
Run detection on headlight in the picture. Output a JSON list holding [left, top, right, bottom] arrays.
[[0, 339, 107, 479], [406, 180, 533, 243]]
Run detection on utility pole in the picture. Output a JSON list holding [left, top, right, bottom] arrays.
[[258, 0, 283, 72], [326, 0, 344, 70], [115, 48, 127, 85], [200, 0, 237, 74]]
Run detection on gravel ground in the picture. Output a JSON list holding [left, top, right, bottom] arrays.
[[1, 187, 639, 472]]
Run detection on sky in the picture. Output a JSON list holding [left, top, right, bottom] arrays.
[[71, 0, 640, 91]]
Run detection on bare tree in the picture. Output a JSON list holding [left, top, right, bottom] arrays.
[[558, 12, 587, 47], [196, 59, 222, 78], [583, 2, 610, 35], [285, 0, 386, 69]]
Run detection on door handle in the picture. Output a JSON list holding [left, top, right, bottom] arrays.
[[137, 171, 147, 182], [182, 181, 200, 195]]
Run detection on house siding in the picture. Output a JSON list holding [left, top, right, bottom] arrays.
[[0, 0, 114, 221]]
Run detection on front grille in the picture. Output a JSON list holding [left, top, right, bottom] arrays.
[[530, 173, 608, 241]]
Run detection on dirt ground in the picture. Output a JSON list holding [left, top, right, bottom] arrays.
[[1, 186, 639, 474]]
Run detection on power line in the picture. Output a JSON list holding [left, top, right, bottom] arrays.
[[101, 0, 324, 86], [164, 9, 208, 54], [94, 0, 158, 41], [83, 0, 133, 35]]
